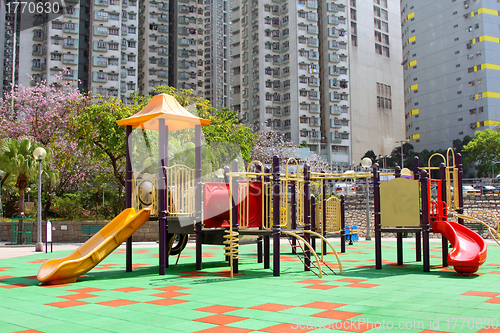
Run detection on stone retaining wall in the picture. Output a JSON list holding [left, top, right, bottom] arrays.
[[0, 220, 160, 244], [343, 194, 500, 238]]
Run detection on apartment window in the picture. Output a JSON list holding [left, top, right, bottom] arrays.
[[350, 8, 356, 20], [375, 43, 382, 55], [127, 69, 135, 76], [351, 35, 358, 47], [351, 22, 357, 35], [350, 0, 356, 7], [128, 27, 136, 34]]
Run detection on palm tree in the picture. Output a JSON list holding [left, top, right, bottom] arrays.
[[3, 138, 47, 214], [0, 139, 14, 218]]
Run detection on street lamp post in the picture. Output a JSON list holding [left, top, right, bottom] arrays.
[[33, 147, 46, 252], [0, 170, 4, 220], [395, 140, 407, 168], [492, 161, 500, 179], [361, 157, 373, 240]]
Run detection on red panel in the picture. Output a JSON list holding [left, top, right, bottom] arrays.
[[203, 181, 263, 229], [203, 182, 230, 228]]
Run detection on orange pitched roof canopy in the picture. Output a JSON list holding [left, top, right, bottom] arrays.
[[116, 93, 211, 131]]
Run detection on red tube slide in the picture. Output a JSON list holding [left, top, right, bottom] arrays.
[[433, 220, 487, 274]]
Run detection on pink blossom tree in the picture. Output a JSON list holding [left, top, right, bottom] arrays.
[[0, 74, 95, 216]]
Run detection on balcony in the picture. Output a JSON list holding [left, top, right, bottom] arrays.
[[33, 31, 46, 41], [32, 48, 46, 56], [63, 70, 77, 80], [158, 59, 168, 67], [63, 54, 77, 64], [63, 40, 78, 49], [95, 0, 108, 5], [31, 63, 46, 71], [158, 37, 168, 44], [158, 70, 168, 78], [331, 119, 342, 129], [330, 105, 342, 115]]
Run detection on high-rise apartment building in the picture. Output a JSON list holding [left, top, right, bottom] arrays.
[[402, 0, 500, 152], [7, 0, 231, 106], [2, 2, 19, 97], [348, 0, 404, 161], [232, 0, 404, 164]]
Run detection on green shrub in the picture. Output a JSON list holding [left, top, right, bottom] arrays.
[[52, 193, 83, 221]]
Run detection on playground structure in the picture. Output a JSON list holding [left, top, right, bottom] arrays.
[[374, 149, 499, 274], [37, 95, 499, 284]]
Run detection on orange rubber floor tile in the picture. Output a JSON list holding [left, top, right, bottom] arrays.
[[336, 278, 367, 283], [96, 299, 140, 307], [194, 314, 248, 325], [195, 305, 243, 314], [69, 288, 106, 293], [194, 327, 253, 333], [58, 294, 98, 300], [111, 287, 148, 292], [45, 300, 89, 308], [311, 310, 362, 320], [295, 279, 328, 284], [302, 284, 338, 290], [258, 323, 316, 333], [153, 286, 190, 292], [485, 298, 500, 304], [300, 301, 347, 310], [145, 299, 189, 306], [462, 291, 500, 297], [345, 283, 380, 288], [149, 291, 190, 298], [248, 303, 294, 312]]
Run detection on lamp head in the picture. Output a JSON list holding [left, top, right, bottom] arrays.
[[361, 157, 373, 168], [33, 147, 47, 161]]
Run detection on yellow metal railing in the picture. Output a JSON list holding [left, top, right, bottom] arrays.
[[166, 164, 195, 216]]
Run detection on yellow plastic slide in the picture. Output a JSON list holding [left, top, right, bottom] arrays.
[[37, 208, 151, 285]]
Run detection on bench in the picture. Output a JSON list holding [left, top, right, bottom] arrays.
[[82, 225, 104, 238], [464, 221, 485, 235]]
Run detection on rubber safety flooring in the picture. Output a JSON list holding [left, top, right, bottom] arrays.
[[1, 239, 500, 333]]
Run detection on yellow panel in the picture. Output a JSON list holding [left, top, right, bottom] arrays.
[[483, 63, 500, 71], [410, 108, 419, 116], [479, 8, 499, 16], [380, 178, 420, 227], [412, 133, 420, 140], [408, 12, 414, 19], [409, 60, 417, 67], [483, 92, 500, 99], [408, 36, 415, 43], [410, 84, 418, 91], [484, 120, 500, 127], [480, 35, 500, 43]]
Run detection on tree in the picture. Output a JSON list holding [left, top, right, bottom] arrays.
[[2, 138, 54, 214], [464, 129, 500, 177], [74, 97, 141, 187], [0, 75, 95, 213]]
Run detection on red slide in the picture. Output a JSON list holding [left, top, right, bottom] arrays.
[[433, 221, 487, 274]]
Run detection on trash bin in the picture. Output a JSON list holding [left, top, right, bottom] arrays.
[[10, 214, 34, 245]]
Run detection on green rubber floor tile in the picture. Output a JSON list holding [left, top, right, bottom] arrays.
[[226, 318, 283, 330], [36, 322, 93, 333], [0, 323, 29, 333]]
